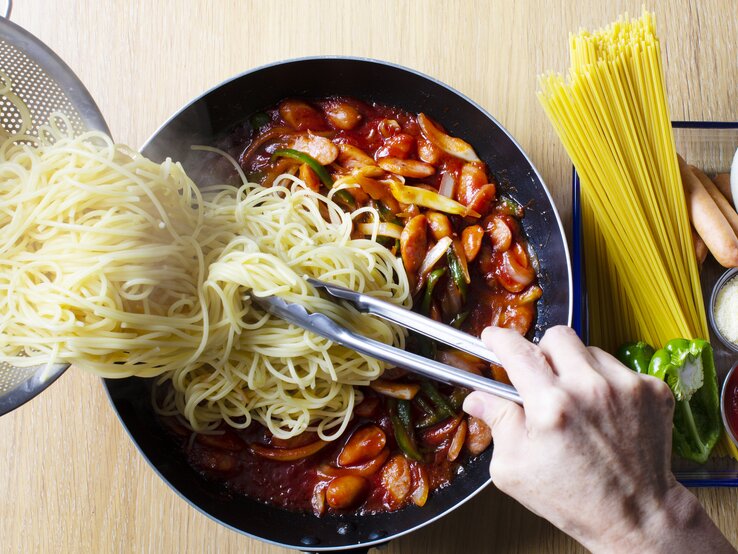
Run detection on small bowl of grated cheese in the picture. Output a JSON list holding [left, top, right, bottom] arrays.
[[711, 268, 738, 353]]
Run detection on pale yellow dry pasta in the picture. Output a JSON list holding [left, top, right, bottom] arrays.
[[0, 83, 410, 441], [538, 11, 708, 352]]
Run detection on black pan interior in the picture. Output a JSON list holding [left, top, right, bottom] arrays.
[[105, 57, 572, 552]]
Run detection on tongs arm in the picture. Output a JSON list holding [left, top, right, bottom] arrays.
[[307, 278, 502, 367], [254, 294, 521, 405]]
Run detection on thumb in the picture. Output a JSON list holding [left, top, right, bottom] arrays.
[[463, 391, 525, 444]]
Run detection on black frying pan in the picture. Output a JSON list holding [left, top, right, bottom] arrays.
[[104, 57, 572, 552]]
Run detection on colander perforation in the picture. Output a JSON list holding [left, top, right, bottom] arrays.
[[0, 16, 108, 415]]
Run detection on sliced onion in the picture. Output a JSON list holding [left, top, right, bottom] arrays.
[[249, 440, 328, 461], [517, 285, 543, 304], [357, 222, 404, 239], [389, 180, 475, 216], [410, 463, 430, 507], [447, 419, 468, 462], [369, 379, 420, 400], [436, 349, 485, 375], [311, 482, 327, 517], [417, 113, 481, 162], [438, 171, 456, 198], [499, 249, 535, 293], [417, 236, 453, 282]]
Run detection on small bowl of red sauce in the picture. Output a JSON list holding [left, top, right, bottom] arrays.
[[721, 362, 738, 448]]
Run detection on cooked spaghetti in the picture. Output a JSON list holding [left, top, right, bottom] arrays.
[[0, 78, 409, 440], [537, 10, 708, 351], [0, 123, 209, 378], [160, 169, 410, 439]]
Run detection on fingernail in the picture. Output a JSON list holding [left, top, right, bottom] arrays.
[[463, 394, 483, 418]]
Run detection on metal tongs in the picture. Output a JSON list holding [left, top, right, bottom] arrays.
[[254, 278, 522, 405]]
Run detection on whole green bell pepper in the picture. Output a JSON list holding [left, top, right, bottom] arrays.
[[648, 339, 721, 464], [616, 341, 655, 374]]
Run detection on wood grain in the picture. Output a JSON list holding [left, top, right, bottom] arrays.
[[2, 1, 737, 552]]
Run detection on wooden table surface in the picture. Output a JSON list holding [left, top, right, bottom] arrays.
[[2, 1, 737, 552]]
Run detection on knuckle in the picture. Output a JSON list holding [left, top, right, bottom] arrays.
[[537, 390, 572, 430], [542, 325, 578, 345], [518, 342, 549, 368], [623, 375, 645, 399], [489, 456, 516, 490], [642, 375, 675, 410], [589, 374, 613, 399], [481, 402, 513, 433], [587, 345, 605, 356]]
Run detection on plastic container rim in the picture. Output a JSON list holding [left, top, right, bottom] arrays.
[[709, 267, 738, 354]]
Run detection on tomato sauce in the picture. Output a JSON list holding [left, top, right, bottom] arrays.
[[162, 389, 460, 516], [161, 95, 541, 517]]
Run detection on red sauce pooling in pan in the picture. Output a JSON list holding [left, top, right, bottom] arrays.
[[161, 95, 542, 516]]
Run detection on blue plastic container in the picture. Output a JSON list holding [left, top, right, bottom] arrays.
[[571, 121, 738, 487]]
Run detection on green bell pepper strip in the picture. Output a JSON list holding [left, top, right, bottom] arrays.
[[416, 410, 445, 429], [397, 399, 414, 429], [414, 395, 444, 429], [497, 195, 524, 218], [271, 148, 355, 207], [378, 201, 402, 225], [648, 338, 721, 464], [448, 387, 470, 411], [249, 112, 270, 130], [616, 341, 655, 374], [420, 380, 456, 420], [376, 236, 395, 250], [446, 247, 468, 301], [272, 148, 332, 186], [414, 395, 435, 416], [388, 398, 424, 461], [449, 311, 469, 329], [421, 268, 447, 315]]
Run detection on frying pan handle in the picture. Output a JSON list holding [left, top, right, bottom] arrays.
[[3, 0, 11, 19]]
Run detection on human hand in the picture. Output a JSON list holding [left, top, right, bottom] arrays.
[[463, 326, 735, 554]]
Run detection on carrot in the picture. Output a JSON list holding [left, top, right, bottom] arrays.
[[679, 155, 738, 267], [690, 165, 738, 236], [714, 173, 733, 205]]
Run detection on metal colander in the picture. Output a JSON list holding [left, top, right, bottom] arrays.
[[0, 7, 109, 416]]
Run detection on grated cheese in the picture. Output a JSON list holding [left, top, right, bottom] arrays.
[[715, 275, 738, 344]]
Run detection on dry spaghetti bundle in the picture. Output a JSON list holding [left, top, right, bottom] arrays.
[[537, 10, 708, 351]]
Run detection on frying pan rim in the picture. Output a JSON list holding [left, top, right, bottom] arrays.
[[107, 55, 573, 551], [141, 55, 573, 327]]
